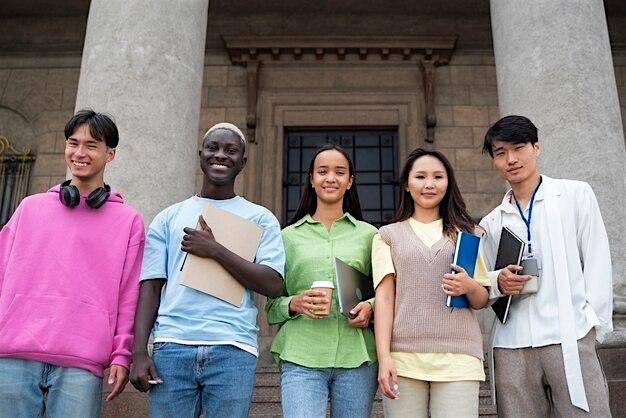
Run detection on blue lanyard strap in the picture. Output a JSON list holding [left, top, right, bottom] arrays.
[[512, 176, 543, 254]]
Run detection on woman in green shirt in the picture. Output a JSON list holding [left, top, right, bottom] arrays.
[[265, 144, 378, 418]]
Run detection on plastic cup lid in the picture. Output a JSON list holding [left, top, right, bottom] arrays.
[[310, 280, 334, 289]]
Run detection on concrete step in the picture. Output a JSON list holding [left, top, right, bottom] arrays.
[[250, 399, 384, 417], [598, 346, 626, 417], [253, 363, 497, 415], [101, 365, 497, 417]]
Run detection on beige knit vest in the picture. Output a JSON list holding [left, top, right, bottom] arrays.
[[379, 221, 484, 360]]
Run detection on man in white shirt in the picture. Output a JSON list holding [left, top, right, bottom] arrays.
[[479, 115, 613, 417]]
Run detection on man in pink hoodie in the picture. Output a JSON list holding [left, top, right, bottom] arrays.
[[0, 109, 145, 417]]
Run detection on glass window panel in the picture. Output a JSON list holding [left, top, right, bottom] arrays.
[[358, 172, 380, 184], [359, 185, 381, 210], [301, 148, 315, 167], [355, 148, 380, 171], [381, 148, 394, 171], [284, 129, 398, 227], [288, 148, 301, 172], [339, 136, 353, 147], [304, 134, 330, 147], [363, 210, 381, 224], [359, 133, 380, 146], [383, 210, 395, 223], [382, 185, 396, 209], [287, 135, 300, 147], [345, 148, 354, 161], [288, 186, 301, 210]]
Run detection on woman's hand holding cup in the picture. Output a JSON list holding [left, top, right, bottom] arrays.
[[289, 286, 332, 319]]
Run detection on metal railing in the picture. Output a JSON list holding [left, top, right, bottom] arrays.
[[0, 136, 36, 227]]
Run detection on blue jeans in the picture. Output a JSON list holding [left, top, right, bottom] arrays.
[[280, 361, 378, 418], [0, 358, 102, 418], [149, 343, 257, 418]]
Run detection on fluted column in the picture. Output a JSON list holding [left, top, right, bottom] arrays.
[[491, 0, 626, 342], [75, 0, 209, 222]]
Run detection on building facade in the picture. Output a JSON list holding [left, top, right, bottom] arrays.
[[1, 1, 625, 416]]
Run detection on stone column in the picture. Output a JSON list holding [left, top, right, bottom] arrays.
[[491, 0, 626, 342], [74, 0, 209, 222]]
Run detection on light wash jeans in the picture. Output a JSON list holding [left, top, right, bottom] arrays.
[[149, 342, 257, 418], [280, 361, 378, 418], [0, 358, 102, 418]]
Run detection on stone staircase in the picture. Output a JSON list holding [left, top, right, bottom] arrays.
[[102, 361, 497, 417], [249, 364, 498, 417], [102, 346, 626, 418]]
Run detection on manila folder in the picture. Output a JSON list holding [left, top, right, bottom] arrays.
[[179, 204, 263, 307]]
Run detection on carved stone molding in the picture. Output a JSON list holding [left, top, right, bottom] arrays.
[[222, 35, 457, 64], [419, 59, 438, 143], [245, 60, 260, 143], [244, 91, 424, 216], [222, 35, 456, 145]]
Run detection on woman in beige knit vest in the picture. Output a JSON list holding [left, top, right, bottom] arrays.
[[372, 148, 490, 418]]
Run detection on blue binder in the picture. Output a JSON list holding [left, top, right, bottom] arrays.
[[445, 231, 481, 308]]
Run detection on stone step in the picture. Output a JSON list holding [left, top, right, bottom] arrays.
[[255, 368, 493, 390], [251, 382, 497, 416], [250, 399, 496, 416], [250, 399, 385, 417], [100, 365, 496, 417], [252, 386, 493, 402]]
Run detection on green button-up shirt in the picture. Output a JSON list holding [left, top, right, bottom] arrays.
[[266, 213, 377, 368]]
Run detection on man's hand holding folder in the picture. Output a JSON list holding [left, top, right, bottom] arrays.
[[497, 264, 531, 295], [491, 226, 527, 323], [182, 215, 221, 259], [178, 204, 268, 306]]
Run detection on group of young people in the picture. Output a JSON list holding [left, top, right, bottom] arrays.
[[0, 110, 613, 418]]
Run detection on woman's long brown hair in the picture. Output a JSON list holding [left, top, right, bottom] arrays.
[[286, 144, 364, 227], [392, 148, 475, 238]]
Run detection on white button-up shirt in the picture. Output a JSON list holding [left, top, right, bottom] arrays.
[[480, 176, 613, 412]]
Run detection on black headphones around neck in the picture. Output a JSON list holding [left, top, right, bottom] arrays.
[[59, 180, 111, 209]]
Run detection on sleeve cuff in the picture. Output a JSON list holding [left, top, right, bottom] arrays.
[[280, 295, 301, 320], [489, 269, 504, 299], [110, 355, 131, 370]]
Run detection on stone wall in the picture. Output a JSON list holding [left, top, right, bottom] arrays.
[[192, 47, 505, 219], [3, 51, 625, 217], [0, 65, 79, 193], [433, 52, 503, 216], [195, 50, 248, 196]]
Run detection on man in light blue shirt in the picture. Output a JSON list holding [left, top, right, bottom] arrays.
[[130, 123, 285, 418]]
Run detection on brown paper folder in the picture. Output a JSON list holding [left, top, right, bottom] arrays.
[[179, 204, 263, 307]]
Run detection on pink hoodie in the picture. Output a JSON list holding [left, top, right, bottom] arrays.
[[0, 185, 144, 377]]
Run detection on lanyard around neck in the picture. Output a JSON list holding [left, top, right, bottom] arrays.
[[512, 176, 543, 254]]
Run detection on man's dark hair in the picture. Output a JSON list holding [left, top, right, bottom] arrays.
[[483, 115, 538, 157], [64, 109, 119, 148]]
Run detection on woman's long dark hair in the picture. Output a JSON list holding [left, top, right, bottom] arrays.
[[286, 144, 363, 227], [392, 148, 475, 238]]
